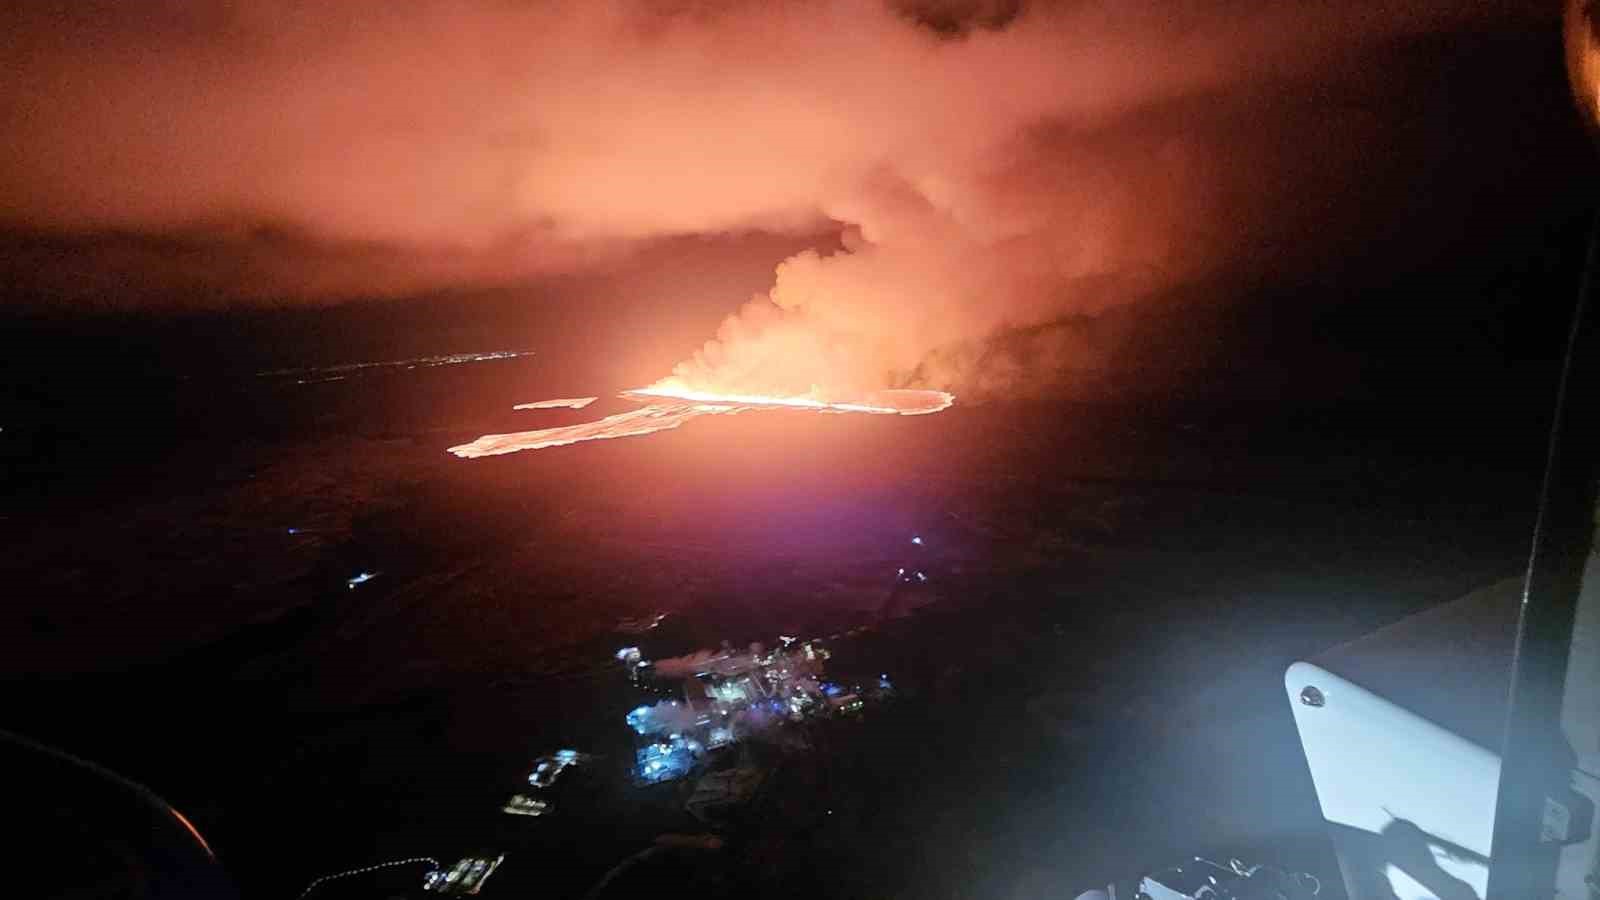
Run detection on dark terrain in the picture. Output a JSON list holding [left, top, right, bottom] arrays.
[[0, 341, 1557, 900], [1, 185, 1591, 897]]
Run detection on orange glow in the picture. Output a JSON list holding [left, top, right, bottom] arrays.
[[629, 386, 896, 412], [448, 387, 953, 458], [168, 806, 215, 859], [512, 397, 598, 410], [626, 385, 953, 416]]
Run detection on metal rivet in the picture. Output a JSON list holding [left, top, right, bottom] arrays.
[[1300, 685, 1325, 707]]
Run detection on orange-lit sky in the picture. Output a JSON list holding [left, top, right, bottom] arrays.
[[0, 0, 1570, 399]]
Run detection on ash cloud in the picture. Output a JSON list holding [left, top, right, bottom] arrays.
[[0, 0, 1549, 394]]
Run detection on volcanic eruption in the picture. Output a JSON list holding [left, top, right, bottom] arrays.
[[447, 386, 954, 458], [0, 1, 1543, 464]]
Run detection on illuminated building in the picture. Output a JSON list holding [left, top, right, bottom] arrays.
[[501, 794, 549, 816], [634, 735, 698, 785], [345, 571, 379, 590], [829, 693, 864, 714], [527, 749, 584, 789], [423, 854, 504, 895], [695, 671, 768, 708], [621, 631, 890, 786], [615, 646, 649, 681]]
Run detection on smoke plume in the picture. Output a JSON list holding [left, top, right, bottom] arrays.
[[0, 0, 1548, 396]]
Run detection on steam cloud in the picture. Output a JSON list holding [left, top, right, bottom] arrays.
[[628, 700, 700, 737], [0, 0, 1544, 397], [652, 645, 765, 680]]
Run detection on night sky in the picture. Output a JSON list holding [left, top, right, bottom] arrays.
[[0, 0, 1590, 447], [4, 3, 1591, 502]]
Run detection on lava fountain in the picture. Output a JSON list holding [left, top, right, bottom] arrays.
[[447, 386, 954, 458]]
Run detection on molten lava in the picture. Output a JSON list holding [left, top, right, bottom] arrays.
[[512, 397, 598, 410], [447, 387, 954, 458]]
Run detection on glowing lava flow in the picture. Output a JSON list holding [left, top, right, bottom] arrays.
[[622, 386, 953, 415], [447, 388, 953, 458], [512, 397, 598, 410]]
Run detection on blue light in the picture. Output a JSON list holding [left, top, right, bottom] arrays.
[[626, 706, 652, 734], [911, 535, 922, 545], [345, 571, 378, 589], [634, 735, 695, 784], [287, 527, 299, 535]]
